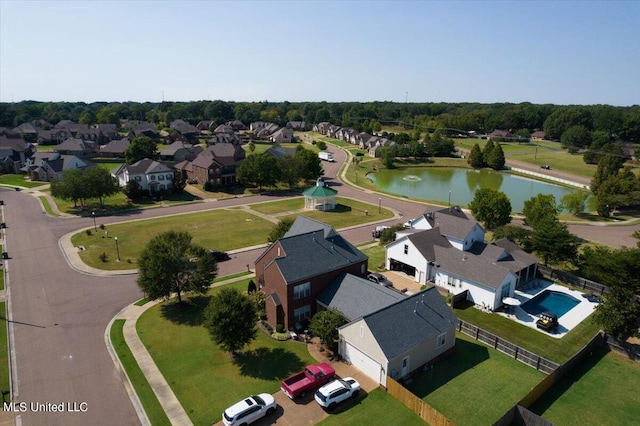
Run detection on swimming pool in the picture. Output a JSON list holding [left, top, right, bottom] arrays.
[[521, 290, 581, 318]]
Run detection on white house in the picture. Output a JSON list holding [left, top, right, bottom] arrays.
[[112, 158, 174, 193], [385, 206, 538, 310]]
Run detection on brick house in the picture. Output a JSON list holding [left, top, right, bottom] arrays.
[[255, 216, 368, 330]]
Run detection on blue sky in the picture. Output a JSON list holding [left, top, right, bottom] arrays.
[[1, 1, 638, 105]]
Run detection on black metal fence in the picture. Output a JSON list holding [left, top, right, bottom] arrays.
[[458, 320, 559, 374]]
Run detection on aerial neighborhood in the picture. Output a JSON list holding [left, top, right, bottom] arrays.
[[0, 100, 638, 426]]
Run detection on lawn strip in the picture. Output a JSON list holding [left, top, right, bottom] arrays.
[[110, 319, 171, 426]]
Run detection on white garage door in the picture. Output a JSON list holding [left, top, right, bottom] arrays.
[[343, 343, 382, 384]]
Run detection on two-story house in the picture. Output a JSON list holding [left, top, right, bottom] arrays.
[[112, 158, 174, 194], [255, 216, 369, 330]]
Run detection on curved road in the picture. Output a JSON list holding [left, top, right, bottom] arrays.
[[3, 143, 638, 425]]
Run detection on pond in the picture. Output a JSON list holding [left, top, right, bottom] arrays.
[[367, 167, 588, 212]]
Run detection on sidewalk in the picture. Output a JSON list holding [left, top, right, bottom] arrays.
[[108, 273, 257, 426]]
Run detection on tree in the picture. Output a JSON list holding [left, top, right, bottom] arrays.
[[123, 180, 144, 199], [316, 141, 327, 151], [78, 109, 96, 125], [248, 142, 256, 154], [560, 191, 589, 215], [125, 136, 157, 164], [591, 148, 626, 195], [379, 224, 405, 246], [83, 166, 120, 208], [50, 168, 89, 208], [468, 188, 512, 229], [309, 309, 345, 353], [172, 173, 186, 193], [529, 219, 577, 265], [560, 125, 590, 152], [247, 279, 257, 294], [481, 139, 495, 165], [592, 287, 640, 340], [137, 231, 217, 303], [486, 143, 505, 170], [268, 217, 295, 243], [204, 287, 257, 355], [492, 225, 531, 248], [380, 146, 395, 169], [522, 194, 559, 228], [237, 153, 280, 190], [468, 143, 484, 168]]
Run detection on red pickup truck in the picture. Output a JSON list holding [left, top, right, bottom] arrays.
[[280, 363, 336, 399]]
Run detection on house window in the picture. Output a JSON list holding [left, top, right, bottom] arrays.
[[158, 175, 165, 181], [150, 175, 156, 180], [447, 276, 455, 287], [437, 332, 446, 348], [404, 244, 408, 255], [166, 174, 172, 179], [293, 305, 311, 323], [293, 282, 311, 300], [134, 176, 142, 182]]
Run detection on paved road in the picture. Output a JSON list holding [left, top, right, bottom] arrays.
[[3, 142, 638, 425]]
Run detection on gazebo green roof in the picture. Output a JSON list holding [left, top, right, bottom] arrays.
[[303, 185, 337, 197]]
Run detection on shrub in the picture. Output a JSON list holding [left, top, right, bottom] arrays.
[[271, 331, 290, 341], [276, 324, 285, 333], [99, 224, 105, 230], [99, 252, 108, 262], [85, 229, 92, 236]]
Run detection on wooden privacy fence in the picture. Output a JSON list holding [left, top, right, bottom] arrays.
[[458, 320, 559, 374], [386, 378, 454, 426], [604, 334, 640, 361]]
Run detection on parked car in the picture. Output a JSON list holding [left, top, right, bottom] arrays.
[[371, 225, 390, 238], [222, 393, 276, 426], [281, 362, 336, 399], [367, 272, 393, 287], [540, 164, 551, 170], [536, 312, 558, 332], [208, 250, 231, 262], [314, 377, 360, 409]]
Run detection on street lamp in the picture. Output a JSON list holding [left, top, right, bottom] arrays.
[[115, 236, 120, 261], [448, 190, 452, 207], [378, 197, 381, 214], [92, 211, 96, 231]]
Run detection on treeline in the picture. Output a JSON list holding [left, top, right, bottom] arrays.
[[1, 100, 639, 142]]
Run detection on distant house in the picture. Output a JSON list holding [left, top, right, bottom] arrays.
[[488, 130, 513, 141], [336, 128, 355, 141], [54, 137, 98, 159], [207, 133, 241, 146], [387, 206, 538, 310], [368, 138, 395, 157], [37, 128, 70, 145], [196, 120, 213, 131], [159, 141, 203, 162], [338, 287, 457, 386], [286, 121, 306, 130], [0, 134, 36, 173], [170, 121, 200, 142], [74, 127, 106, 144], [112, 158, 174, 193], [13, 122, 39, 141], [185, 144, 245, 186], [95, 124, 118, 141], [351, 132, 372, 146], [226, 120, 247, 131], [251, 122, 280, 139], [255, 216, 369, 330], [213, 124, 235, 134], [126, 122, 159, 140], [22, 152, 92, 181], [100, 138, 131, 158], [531, 131, 546, 141], [269, 127, 294, 143]]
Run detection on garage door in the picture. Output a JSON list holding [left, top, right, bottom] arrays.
[[343, 343, 382, 384]]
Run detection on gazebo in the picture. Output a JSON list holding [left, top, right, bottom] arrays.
[[303, 178, 337, 211]]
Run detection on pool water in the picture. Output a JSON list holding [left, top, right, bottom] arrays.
[[521, 290, 580, 318]]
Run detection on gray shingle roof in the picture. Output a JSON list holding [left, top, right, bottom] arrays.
[[404, 228, 452, 260], [271, 216, 366, 283], [362, 287, 457, 360], [317, 273, 405, 321], [433, 245, 513, 290], [284, 215, 337, 239], [125, 158, 172, 175]]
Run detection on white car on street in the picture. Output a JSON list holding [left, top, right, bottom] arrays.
[[222, 393, 276, 426], [314, 377, 360, 409]]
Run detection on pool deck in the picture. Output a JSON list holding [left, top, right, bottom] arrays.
[[495, 281, 600, 339]]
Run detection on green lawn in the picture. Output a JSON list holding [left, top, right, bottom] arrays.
[[0, 174, 44, 188], [92, 158, 125, 173], [110, 320, 171, 426], [70, 209, 272, 270], [249, 197, 305, 214], [0, 273, 4, 291], [318, 388, 426, 426], [530, 346, 640, 425], [307, 132, 351, 147], [0, 303, 9, 398], [212, 270, 253, 283], [361, 244, 387, 271], [38, 196, 57, 216], [278, 197, 394, 229], [137, 280, 317, 426], [453, 300, 601, 364], [407, 333, 545, 425], [509, 150, 600, 179]]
